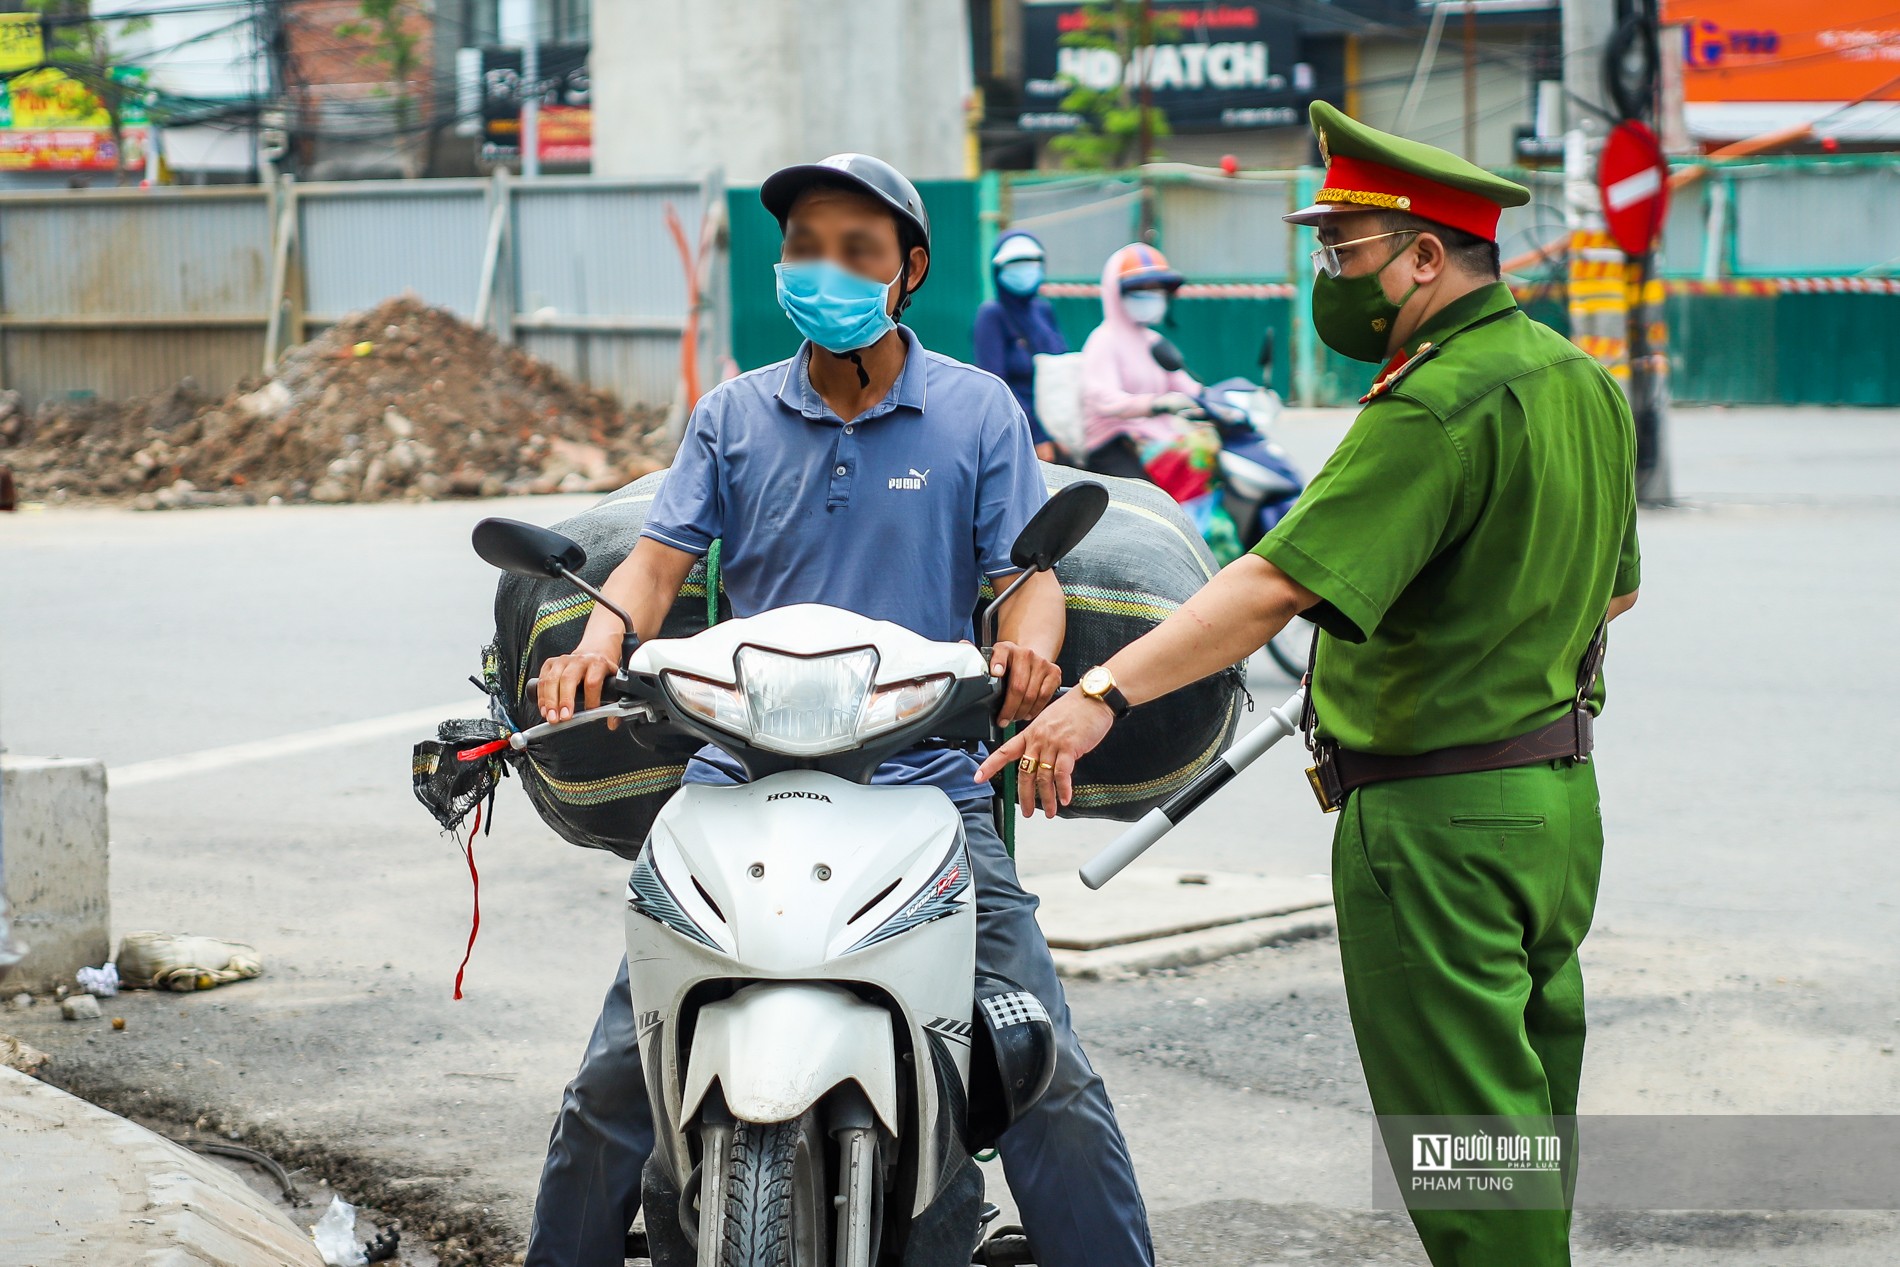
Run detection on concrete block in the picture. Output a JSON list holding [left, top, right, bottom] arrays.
[[0, 1066, 326, 1266], [1, 756, 110, 990]]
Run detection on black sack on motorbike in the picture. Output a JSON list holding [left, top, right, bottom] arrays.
[[986, 464, 1246, 821], [486, 471, 728, 861]]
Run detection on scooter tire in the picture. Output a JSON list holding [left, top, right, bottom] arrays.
[[973, 1226, 1036, 1266], [709, 1112, 831, 1267]]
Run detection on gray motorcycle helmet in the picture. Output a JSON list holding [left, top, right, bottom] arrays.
[[966, 971, 1058, 1152], [761, 153, 933, 301]]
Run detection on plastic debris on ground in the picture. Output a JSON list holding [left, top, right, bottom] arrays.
[[76, 962, 119, 997], [312, 1196, 369, 1267], [115, 931, 264, 992]]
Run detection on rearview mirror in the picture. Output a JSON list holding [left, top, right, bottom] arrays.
[[473, 518, 587, 579], [473, 516, 641, 662], [982, 481, 1110, 657], [1149, 337, 1186, 374], [1010, 481, 1109, 573]]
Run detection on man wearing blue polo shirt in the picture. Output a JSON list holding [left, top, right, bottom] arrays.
[[524, 154, 1155, 1267]]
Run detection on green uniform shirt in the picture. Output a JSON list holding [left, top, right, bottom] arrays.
[[1255, 283, 1640, 755]]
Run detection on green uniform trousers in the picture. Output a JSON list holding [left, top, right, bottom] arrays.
[[1333, 760, 1604, 1267]]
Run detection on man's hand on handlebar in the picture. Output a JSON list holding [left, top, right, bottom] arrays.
[[990, 641, 1062, 725], [538, 638, 621, 726]]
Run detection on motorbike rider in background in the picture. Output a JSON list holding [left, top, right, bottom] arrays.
[[973, 230, 1070, 463], [1080, 243, 1236, 556]]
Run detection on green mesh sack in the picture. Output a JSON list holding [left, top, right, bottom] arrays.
[[488, 471, 728, 860], [982, 465, 1246, 820]]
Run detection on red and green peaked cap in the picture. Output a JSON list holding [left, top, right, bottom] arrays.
[[1285, 101, 1530, 243]]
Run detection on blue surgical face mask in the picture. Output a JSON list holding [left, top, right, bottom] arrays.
[[1122, 289, 1168, 326], [996, 260, 1045, 297], [774, 259, 902, 353]]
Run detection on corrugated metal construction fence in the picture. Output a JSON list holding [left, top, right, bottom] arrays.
[[0, 173, 729, 412]]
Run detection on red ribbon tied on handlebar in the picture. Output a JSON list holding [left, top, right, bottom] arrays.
[[456, 738, 510, 762]]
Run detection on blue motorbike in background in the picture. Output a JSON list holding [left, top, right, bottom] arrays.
[[1150, 334, 1314, 677]]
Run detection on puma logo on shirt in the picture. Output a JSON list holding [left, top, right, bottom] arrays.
[[889, 468, 930, 491]]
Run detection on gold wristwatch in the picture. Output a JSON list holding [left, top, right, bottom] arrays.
[[1078, 666, 1130, 719]]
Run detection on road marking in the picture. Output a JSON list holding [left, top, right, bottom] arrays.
[[108, 700, 478, 789]]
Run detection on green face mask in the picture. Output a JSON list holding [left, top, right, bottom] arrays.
[[1310, 239, 1420, 363]]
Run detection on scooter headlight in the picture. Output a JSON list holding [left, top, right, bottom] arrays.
[[737, 646, 879, 755], [664, 648, 956, 756]]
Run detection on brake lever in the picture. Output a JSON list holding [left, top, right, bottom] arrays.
[[509, 699, 662, 749]]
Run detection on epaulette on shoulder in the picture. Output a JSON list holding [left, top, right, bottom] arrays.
[[1359, 340, 1443, 404]]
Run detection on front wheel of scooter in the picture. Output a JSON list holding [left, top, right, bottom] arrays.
[[701, 1111, 831, 1267]]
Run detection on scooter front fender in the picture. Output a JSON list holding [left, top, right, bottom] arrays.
[[680, 982, 900, 1133]]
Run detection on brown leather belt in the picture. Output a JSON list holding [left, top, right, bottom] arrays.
[[1333, 711, 1590, 795], [1300, 616, 1608, 814]]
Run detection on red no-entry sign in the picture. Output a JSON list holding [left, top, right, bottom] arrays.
[[1599, 120, 1670, 257]]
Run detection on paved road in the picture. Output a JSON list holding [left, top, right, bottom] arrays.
[[5, 406, 1899, 1264]]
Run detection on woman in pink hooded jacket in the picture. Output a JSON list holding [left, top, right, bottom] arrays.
[[1079, 244, 1213, 503]]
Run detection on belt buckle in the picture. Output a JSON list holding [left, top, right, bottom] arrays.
[[1305, 744, 1342, 814]]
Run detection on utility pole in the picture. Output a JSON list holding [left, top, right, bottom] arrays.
[[1134, 0, 1156, 239], [1564, 0, 1671, 503], [1462, 0, 1476, 160], [1135, 0, 1154, 166], [521, 1, 540, 180]]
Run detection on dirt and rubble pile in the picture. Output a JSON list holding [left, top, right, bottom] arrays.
[[0, 295, 670, 508]]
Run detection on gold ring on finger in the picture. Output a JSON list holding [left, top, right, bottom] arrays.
[[1017, 756, 1037, 774]]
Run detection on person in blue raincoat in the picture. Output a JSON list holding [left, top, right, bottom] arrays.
[[973, 230, 1068, 461]]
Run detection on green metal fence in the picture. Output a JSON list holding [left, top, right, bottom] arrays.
[[728, 157, 1900, 407], [1041, 294, 1295, 397], [727, 178, 996, 373]]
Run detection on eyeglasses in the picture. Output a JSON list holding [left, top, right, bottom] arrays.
[[1309, 229, 1420, 279]]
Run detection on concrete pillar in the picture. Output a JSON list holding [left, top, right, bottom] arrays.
[[0, 757, 110, 991]]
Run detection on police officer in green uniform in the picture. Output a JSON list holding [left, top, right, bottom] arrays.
[[980, 101, 1641, 1266]]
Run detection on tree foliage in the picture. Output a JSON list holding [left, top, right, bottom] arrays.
[[336, 0, 424, 129], [1048, 0, 1176, 171]]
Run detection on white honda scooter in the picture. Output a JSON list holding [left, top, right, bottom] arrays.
[[472, 483, 1109, 1267]]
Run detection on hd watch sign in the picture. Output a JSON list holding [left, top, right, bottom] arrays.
[[1019, 2, 1315, 133]]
